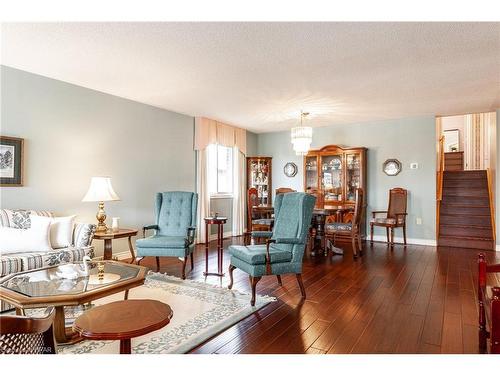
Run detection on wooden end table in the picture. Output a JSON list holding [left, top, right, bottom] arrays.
[[204, 217, 227, 277], [93, 228, 138, 262], [73, 299, 173, 354]]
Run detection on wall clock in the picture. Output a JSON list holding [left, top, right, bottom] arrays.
[[283, 162, 298, 177], [383, 159, 402, 176]]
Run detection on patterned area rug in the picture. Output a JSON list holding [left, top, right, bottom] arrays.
[[57, 272, 275, 354]]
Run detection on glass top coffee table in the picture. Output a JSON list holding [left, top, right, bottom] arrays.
[[0, 261, 147, 344]]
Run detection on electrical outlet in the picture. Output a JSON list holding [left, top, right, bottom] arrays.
[[410, 163, 419, 169], [416, 217, 422, 225]]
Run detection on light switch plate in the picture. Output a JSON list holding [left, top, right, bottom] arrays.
[[416, 217, 422, 225], [410, 163, 418, 169]]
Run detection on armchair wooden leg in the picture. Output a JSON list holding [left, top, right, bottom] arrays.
[[370, 223, 374, 245], [276, 275, 282, 286], [249, 276, 262, 306], [357, 234, 362, 255], [156, 256, 160, 272], [228, 265, 236, 289], [390, 228, 395, 246], [386, 228, 390, 244], [403, 225, 407, 246], [181, 257, 188, 280], [296, 273, 306, 299], [190, 252, 194, 270]]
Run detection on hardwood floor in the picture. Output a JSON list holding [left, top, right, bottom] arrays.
[[129, 236, 500, 354]]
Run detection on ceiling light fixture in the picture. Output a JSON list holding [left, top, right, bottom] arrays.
[[291, 111, 312, 156]]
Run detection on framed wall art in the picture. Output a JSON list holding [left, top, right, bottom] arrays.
[[0, 136, 24, 186]]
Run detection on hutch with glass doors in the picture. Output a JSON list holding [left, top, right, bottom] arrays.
[[246, 156, 272, 205], [304, 144, 367, 208]]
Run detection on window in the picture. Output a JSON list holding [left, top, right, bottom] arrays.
[[207, 144, 233, 196]]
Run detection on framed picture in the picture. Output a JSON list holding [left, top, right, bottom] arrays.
[[0, 136, 24, 186], [283, 162, 298, 177]]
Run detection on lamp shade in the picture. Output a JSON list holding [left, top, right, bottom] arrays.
[[82, 177, 120, 202]]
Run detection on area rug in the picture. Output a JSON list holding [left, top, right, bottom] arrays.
[[56, 272, 275, 354]]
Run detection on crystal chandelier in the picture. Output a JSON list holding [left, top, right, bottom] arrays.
[[291, 111, 312, 155]]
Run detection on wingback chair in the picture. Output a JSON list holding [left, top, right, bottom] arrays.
[[228, 192, 316, 306], [0, 307, 56, 354], [324, 188, 364, 258], [136, 191, 198, 279], [370, 187, 408, 246]]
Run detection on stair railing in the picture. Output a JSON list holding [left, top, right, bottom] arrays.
[[436, 135, 445, 238], [486, 168, 496, 242]]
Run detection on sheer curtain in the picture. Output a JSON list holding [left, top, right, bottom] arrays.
[[195, 149, 211, 243], [195, 117, 246, 243], [232, 147, 246, 236]]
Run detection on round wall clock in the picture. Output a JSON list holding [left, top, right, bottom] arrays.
[[283, 162, 298, 177], [383, 159, 402, 176]]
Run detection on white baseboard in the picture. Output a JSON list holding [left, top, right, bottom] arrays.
[[370, 235, 436, 246], [496, 244, 500, 252]]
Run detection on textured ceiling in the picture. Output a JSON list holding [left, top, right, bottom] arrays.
[[1, 22, 499, 133]]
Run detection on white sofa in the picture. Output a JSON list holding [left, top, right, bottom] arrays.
[[0, 209, 96, 311]]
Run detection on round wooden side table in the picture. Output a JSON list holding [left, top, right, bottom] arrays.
[[73, 299, 173, 354], [204, 217, 227, 277]]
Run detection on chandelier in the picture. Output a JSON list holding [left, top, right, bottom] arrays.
[[291, 111, 312, 155]]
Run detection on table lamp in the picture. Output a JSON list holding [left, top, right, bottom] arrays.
[[82, 176, 120, 232]]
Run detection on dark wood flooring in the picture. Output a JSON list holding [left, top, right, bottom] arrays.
[[130, 237, 500, 354]]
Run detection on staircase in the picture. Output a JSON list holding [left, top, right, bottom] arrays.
[[438, 170, 495, 250]]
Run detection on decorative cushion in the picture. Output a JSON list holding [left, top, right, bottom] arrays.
[[136, 235, 190, 249], [73, 223, 96, 247], [229, 244, 292, 265], [252, 218, 274, 226], [325, 222, 352, 233], [370, 217, 404, 225], [0, 215, 53, 254], [50, 215, 76, 249], [0, 209, 53, 229]]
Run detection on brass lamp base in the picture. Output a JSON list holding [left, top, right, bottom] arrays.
[[96, 201, 108, 232]]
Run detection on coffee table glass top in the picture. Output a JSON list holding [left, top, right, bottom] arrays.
[[0, 262, 140, 297]]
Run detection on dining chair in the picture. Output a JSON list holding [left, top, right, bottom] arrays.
[[245, 187, 273, 244], [370, 187, 408, 246], [324, 188, 364, 258], [228, 192, 316, 306], [136, 191, 197, 279], [0, 307, 57, 354], [275, 187, 296, 195]]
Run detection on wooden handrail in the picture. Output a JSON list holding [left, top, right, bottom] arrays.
[[436, 135, 445, 238], [486, 168, 496, 242]]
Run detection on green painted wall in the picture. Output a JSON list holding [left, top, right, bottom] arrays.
[[257, 116, 437, 242], [1, 66, 196, 257]]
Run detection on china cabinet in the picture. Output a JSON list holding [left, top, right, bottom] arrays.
[[304, 145, 367, 206], [246, 157, 272, 205]]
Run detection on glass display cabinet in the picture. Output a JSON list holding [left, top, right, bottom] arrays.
[[304, 145, 367, 206], [246, 156, 272, 205]]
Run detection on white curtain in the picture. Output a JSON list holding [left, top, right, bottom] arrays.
[[196, 149, 211, 243], [232, 147, 246, 236]]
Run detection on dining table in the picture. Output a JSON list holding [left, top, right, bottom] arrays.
[[311, 204, 354, 257], [252, 202, 354, 257]]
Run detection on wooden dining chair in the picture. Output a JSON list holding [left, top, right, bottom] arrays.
[[0, 307, 57, 354], [370, 187, 408, 246], [244, 187, 273, 244], [324, 188, 364, 258], [275, 187, 296, 195]]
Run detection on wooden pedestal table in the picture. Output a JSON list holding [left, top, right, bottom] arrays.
[[204, 217, 227, 277], [93, 228, 138, 262], [73, 299, 173, 354]]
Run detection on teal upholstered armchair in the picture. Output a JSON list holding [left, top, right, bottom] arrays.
[[136, 191, 198, 279], [228, 192, 316, 306]]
